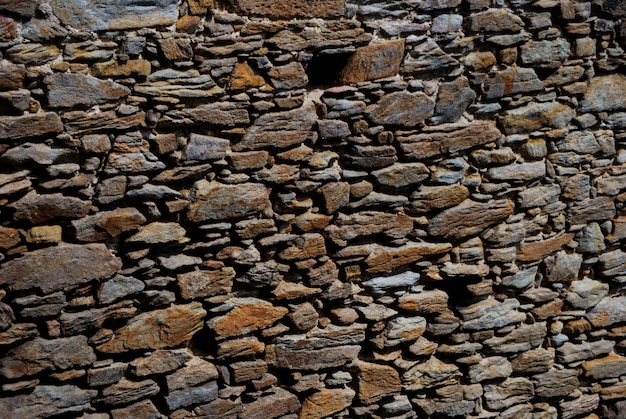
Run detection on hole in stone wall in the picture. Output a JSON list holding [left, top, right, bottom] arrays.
[[306, 52, 353, 87]]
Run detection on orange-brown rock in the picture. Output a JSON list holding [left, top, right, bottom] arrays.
[[516, 233, 575, 262], [97, 303, 206, 353], [229, 61, 266, 90], [339, 40, 405, 84], [177, 268, 235, 299], [188, 180, 271, 222], [0, 112, 63, 141], [300, 388, 355, 419], [365, 242, 452, 274], [229, 0, 345, 18], [279, 233, 327, 261], [208, 298, 288, 339], [352, 361, 401, 404]]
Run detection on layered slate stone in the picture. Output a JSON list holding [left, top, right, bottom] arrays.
[[0, 112, 63, 141], [339, 40, 405, 84], [233, 103, 316, 150], [0, 385, 96, 418], [187, 180, 271, 222], [367, 91, 435, 127], [49, 0, 178, 31], [499, 102, 575, 134], [300, 388, 355, 419], [364, 242, 452, 274], [580, 74, 626, 113], [208, 298, 288, 339], [399, 120, 501, 160], [97, 302, 206, 353], [0, 243, 121, 293], [45, 73, 130, 109], [228, 0, 346, 18]]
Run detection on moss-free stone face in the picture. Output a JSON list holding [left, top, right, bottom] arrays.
[[49, 0, 178, 31], [226, 0, 346, 18]]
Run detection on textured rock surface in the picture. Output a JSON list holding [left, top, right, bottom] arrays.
[[0, 1, 625, 418]]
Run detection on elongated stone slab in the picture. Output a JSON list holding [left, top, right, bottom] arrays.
[[0, 112, 63, 141], [228, 0, 345, 18]]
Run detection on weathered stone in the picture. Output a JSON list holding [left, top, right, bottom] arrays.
[[326, 211, 413, 246], [470, 8, 524, 32], [580, 74, 626, 113], [126, 222, 187, 244], [365, 242, 452, 274], [97, 303, 206, 353], [45, 73, 130, 109], [98, 378, 159, 406], [351, 361, 401, 404], [318, 182, 350, 213], [566, 277, 609, 309], [267, 62, 308, 89], [372, 316, 427, 348], [0, 336, 96, 379], [49, 0, 178, 31], [229, 61, 266, 90], [371, 163, 429, 191], [240, 388, 300, 418], [367, 91, 434, 127], [533, 368, 579, 398], [520, 39, 571, 67], [339, 40, 405, 84], [428, 199, 514, 241], [0, 243, 121, 293], [402, 37, 459, 75], [300, 388, 355, 419], [557, 340, 614, 365], [409, 184, 469, 214], [499, 102, 575, 134], [63, 110, 146, 135], [399, 120, 501, 160], [433, 76, 476, 124], [0, 0, 39, 17], [177, 268, 234, 299], [233, 103, 316, 151], [208, 298, 288, 339], [87, 362, 126, 387], [568, 196, 616, 225], [403, 356, 461, 391], [5, 43, 59, 65], [544, 251, 583, 282], [229, 0, 345, 18], [517, 233, 575, 262], [130, 349, 193, 377], [483, 322, 547, 353], [188, 180, 270, 222], [0, 385, 96, 418], [0, 226, 20, 249], [484, 67, 543, 99], [92, 59, 152, 77], [398, 289, 448, 314], [468, 356, 512, 383], [72, 208, 146, 242], [63, 40, 116, 62], [559, 394, 600, 419], [0, 113, 63, 142], [502, 266, 538, 290], [511, 347, 554, 373], [110, 400, 165, 419], [458, 298, 525, 331], [484, 378, 534, 410]]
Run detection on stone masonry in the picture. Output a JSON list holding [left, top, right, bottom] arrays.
[[1, 0, 626, 418]]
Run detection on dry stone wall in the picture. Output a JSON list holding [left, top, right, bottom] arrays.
[[0, 0, 626, 418]]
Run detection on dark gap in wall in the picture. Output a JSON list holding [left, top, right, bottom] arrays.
[[306, 52, 353, 88]]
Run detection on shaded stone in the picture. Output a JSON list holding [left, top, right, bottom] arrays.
[[402, 37, 459, 75], [0, 336, 96, 379], [87, 362, 126, 387], [511, 347, 554, 373], [208, 298, 288, 339], [371, 163, 429, 191], [49, 0, 178, 31], [580, 74, 626, 113], [428, 199, 514, 241], [483, 67, 543, 99], [229, 0, 345, 18], [567, 196, 616, 225], [433, 76, 475, 124], [0, 243, 121, 293], [72, 207, 146, 242], [98, 378, 159, 406], [499, 102, 575, 134], [300, 388, 355, 419], [59, 300, 137, 336], [318, 182, 350, 213], [188, 180, 270, 222], [0, 385, 96, 418], [97, 303, 206, 353], [0, 112, 63, 141], [0, 0, 39, 17], [183, 133, 230, 162], [240, 388, 300, 418], [233, 103, 316, 151], [339, 40, 405, 84], [484, 378, 534, 410], [130, 349, 193, 377], [403, 356, 461, 391], [177, 268, 235, 299], [544, 251, 583, 282], [533, 368, 579, 398], [268, 62, 308, 89], [352, 361, 401, 404], [99, 276, 146, 305], [367, 91, 434, 127], [5, 43, 59, 66], [399, 120, 501, 160]]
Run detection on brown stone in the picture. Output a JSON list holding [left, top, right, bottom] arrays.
[[97, 378, 159, 406], [0, 0, 39, 17], [318, 182, 350, 214], [5, 43, 60, 65], [111, 400, 163, 419], [511, 347, 554, 373], [45, 73, 130, 109], [398, 290, 448, 314], [587, 296, 626, 327], [0, 112, 63, 142], [365, 242, 452, 274], [517, 233, 575, 262], [533, 368, 579, 398], [580, 74, 626, 113], [217, 336, 265, 360], [0, 385, 96, 418], [188, 180, 271, 222], [326, 211, 413, 247], [300, 388, 355, 419], [0, 243, 121, 293], [0, 226, 20, 249], [130, 348, 193, 377], [240, 388, 300, 418], [267, 61, 308, 89], [158, 38, 193, 61], [229, 0, 345, 18], [470, 8, 524, 32], [279, 233, 327, 261], [229, 61, 266, 90], [367, 91, 434, 127], [352, 361, 401, 404], [97, 303, 206, 353], [208, 298, 288, 339], [484, 378, 534, 410], [126, 222, 187, 244], [230, 359, 268, 383], [72, 208, 146, 242], [339, 40, 405, 84], [177, 268, 235, 299], [403, 356, 461, 391], [92, 59, 152, 77], [499, 102, 575, 134], [62, 110, 146, 135], [410, 184, 469, 214], [399, 120, 501, 160], [483, 67, 543, 99]]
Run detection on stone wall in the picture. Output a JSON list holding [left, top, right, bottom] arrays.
[[1, 0, 626, 418]]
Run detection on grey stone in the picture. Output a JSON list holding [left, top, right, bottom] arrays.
[[0, 385, 96, 419], [483, 378, 534, 410], [580, 74, 626, 113], [367, 91, 435, 127]]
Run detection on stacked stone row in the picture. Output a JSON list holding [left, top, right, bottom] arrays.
[[0, 0, 626, 418]]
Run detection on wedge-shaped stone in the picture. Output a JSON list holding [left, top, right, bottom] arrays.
[[130, 348, 193, 377], [326, 211, 413, 246], [0, 112, 63, 141], [0, 243, 121, 293], [352, 361, 401, 404], [0, 385, 96, 419], [365, 242, 452, 274], [97, 303, 206, 353], [208, 298, 288, 339], [233, 103, 316, 151], [0, 336, 96, 379], [458, 298, 525, 331], [484, 378, 534, 410], [517, 233, 575, 262], [45, 73, 130, 109], [367, 91, 434, 127], [428, 199, 514, 241], [581, 74, 626, 113], [97, 378, 159, 406], [49, 0, 178, 31], [188, 180, 271, 222], [483, 322, 547, 353], [300, 388, 355, 419], [339, 40, 405, 84], [403, 356, 461, 391], [399, 120, 501, 160], [499, 102, 575, 134]]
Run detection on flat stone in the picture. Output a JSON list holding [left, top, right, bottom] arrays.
[[300, 388, 355, 419], [339, 40, 405, 84], [459, 298, 525, 331], [403, 356, 461, 391], [87, 362, 126, 387], [63, 110, 146, 136], [208, 298, 288, 339], [63, 40, 116, 62], [367, 91, 434, 127], [326, 211, 413, 246], [130, 349, 193, 377], [399, 120, 501, 159], [468, 356, 512, 383], [0, 336, 96, 379], [0, 113, 63, 142], [110, 400, 165, 419], [362, 271, 420, 295], [177, 268, 235, 299], [240, 388, 300, 418], [92, 59, 151, 77], [544, 250, 583, 282], [45, 73, 130, 109], [352, 361, 401, 404], [164, 103, 250, 127], [98, 276, 146, 305], [580, 74, 626, 113], [188, 180, 271, 222], [98, 378, 159, 406], [470, 8, 524, 32], [229, 0, 345, 18], [127, 222, 187, 244], [483, 322, 547, 353], [587, 295, 626, 327], [97, 303, 206, 353], [49, 0, 178, 31], [557, 340, 614, 364], [135, 69, 221, 98], [484, 378, 534, 410], [5, 43, 59, 65], [483, 67, 543, 99], [267, 62, 308, 89], [0, 0, 39, 17], [432, 76, 475, 124], [533, 368, 579, 398], [365, 242, 452, 274], [566, 277, 609, 309], [520, 38, 571, 67], [559, 394, 600, 419], [517, 233, 575, 262], [72, 207, 146, 242], [0, 243, 121, 293], [371, 163, 429, 191], [372, 316, 427, 348], [499, 102, 575, 134], [0, 385, 96, 418], [511, 347, 555, 373], [567, 196, 616, 224], [233, 103, 316, 150]]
